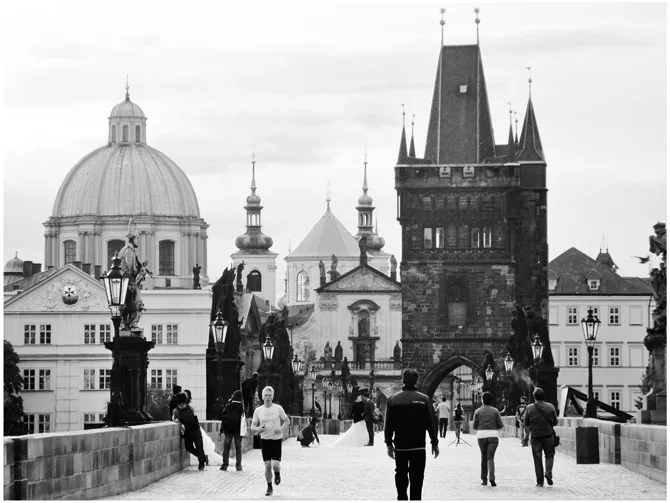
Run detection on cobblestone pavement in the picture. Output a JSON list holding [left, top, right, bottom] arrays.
[[106, 432, 666, 500]]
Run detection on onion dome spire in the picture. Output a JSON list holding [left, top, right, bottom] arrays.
[[356, 153, 385, 252], [235, 154, 273, 252]]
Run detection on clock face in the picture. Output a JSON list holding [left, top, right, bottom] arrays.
[[62, 283, 79, 305]]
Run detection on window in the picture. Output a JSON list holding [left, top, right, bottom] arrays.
[[100, 324, 112, 343], [151, 369, 163, 389], [24, 414, 51, 434], [159, 240, 175, 276], [609, 346, 621, 366], [247, 270, 262, 292], [111, 125, 117, 143], [589, 279, 600, 290], [446, 224, 457, 248], [470, 227, 480, 248], [107, 239, 125, 267], [435, 227, 444, 249], [423, 228, 433, 248], [592, 346, 600, 366], [459, 84, 468, 93], [296, 271, 310, 302], [135, 125, 141, 142], [609, 307, 620, 325], [84, 369, 96, 390], [84, 324, 96, 344], [629, 306, 643, 326], [166, 324, 178, 344], [151, 325, 163, 344], [99, 369, 111, 390], [23, 369, 36, 390], [39, 325, 51, 344], [83, 413, 105, 425], [24, 324, 36, 345], [458, 223, 469, 248], [567, 307, 579, 325], [64, 240, 76, 265], [447, 302, 468, 327], [482, 227, 492, 248], [593, 391, 600, 402], [567, 347, 580, 367], [122, 125, 128, 142], [463, 166, 475, 178], [39, 369, 51, 390], [610, 391, 621, 410], [358, 311, 370, 337], [166, 369, 178, 389]]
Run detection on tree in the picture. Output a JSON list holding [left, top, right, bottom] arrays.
[[145, 387, 173, 421], [4, 341, 27, 435], [634, 366, 654, 410]]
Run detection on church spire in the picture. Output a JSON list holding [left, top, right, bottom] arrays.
[[356, 153, 385, 252], [234, 154, 273, 252], [125, 76, 130, 101], [408, 113, 416, 158], [517, 69, 545, 162], [506, 102, 515, 161], [397, 104, 408, 163]]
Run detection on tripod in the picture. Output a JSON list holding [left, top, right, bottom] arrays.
[[447, 426, 472, 447]]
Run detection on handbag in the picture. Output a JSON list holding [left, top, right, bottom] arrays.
[[536, 405, 560, 446], [240, 413, 248, 437]]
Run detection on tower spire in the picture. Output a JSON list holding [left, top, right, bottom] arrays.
[[409, 113, 416, 158], [506, 102, 515, 160], [326, 180, 332, 211], [437, 8, 446, 164], [475, 7, 481, 164], [125, 76, 130, 100], [397, 105, 408, 163], [526, 66, 532, 98], [514, 111, 519, 146]]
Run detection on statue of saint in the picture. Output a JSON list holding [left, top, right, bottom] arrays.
[[323, 342, 333, 363], [329, 254, 340, 281], [334, 341, 343, 362], [393, 340, 401, 363], [390, 255, 398, 275], [319, 260, 326, 285], [118, 231, 146, 331], [358, 234, 367, 256], [192, 263, 201, 290], [236, 261, 245, 292], [358, 316, 369, 337]]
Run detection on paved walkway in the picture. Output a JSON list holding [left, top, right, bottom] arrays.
[[106, 432, 666, 500]]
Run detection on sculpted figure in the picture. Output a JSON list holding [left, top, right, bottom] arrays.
[[211, 267, 242, 359], [236, 261, 245, 292], [329, 254, 340, 281], [334, 341, 343, 363], [118, 229, 146, 331], [390, 255, 398, 275], [324, 342, 333, 363], [192, 263, 201, 290], [393, 340, 402, 363], [319, 260, 326, 286]]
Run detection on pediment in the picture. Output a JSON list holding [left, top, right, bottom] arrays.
[[4, 266, 107, 313], [320, 266, 401, 293]]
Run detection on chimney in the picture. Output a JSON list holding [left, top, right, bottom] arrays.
[[32, 263, 42, 274], [72, 261, 82, 270], [390, 271, 397, 282], [94, 265, 102, 280], [82, 263, 91, 275], [23, 261, 34, 277]]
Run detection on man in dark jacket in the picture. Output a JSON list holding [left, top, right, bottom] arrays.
[[385, 369, 439, 500], [174, 393, 207, 470], [168, 385, 182, 416], [351, 395, 365, 423], [524, 387, 558, 487], [363, 393, 376, 446]]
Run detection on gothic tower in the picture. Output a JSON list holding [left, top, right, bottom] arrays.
[[231, 157, 278, 306], [394, 34, 554, 403]]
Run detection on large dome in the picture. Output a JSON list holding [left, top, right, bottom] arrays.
[[52, 144, 201, 217]]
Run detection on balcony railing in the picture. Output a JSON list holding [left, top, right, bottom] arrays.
[[311, 360, 401, 372]]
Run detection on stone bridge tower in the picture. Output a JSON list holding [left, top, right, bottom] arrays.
[[394, 39, 556, 406]]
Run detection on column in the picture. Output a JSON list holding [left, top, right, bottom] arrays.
[[78, 232, 85, 262], [202, 232, 208, 279], [195, 232, 201, 269]]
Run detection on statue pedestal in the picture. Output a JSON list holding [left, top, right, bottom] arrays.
[[104, 331, 156, 426], [529, 366, 560, 410], [641, 332, 667, 425]]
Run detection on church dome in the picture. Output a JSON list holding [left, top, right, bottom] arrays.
[[358, 192, 373, 206], [235, 232, 273, 252], [4, 253, 23, 274], [246, 192, 261, 205], [109, 98, 145, 118]]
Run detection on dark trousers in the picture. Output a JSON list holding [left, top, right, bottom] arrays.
[[183, 427, 206, 465], [438, 418, 448, 438], [530, 435, 555, 484], [477, 437, 499, 482], [222, 433, 242, 469], [365, 417, 374, 444], [394, 449, 426, 500]]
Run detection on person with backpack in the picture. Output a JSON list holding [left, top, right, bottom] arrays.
[[524, 387, 558, 487], [220, 390, 245, 471]]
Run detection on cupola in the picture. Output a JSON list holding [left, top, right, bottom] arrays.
[[108, 82, 147, 145], [355, 157, 385, 252], [235, 158, 274, 252]]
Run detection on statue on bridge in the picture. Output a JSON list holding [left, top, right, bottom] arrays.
[[211, 267, 242, 359], [334, 341, 343, 363], [118, 225, 148, 332], [323, 342, 333, 363]]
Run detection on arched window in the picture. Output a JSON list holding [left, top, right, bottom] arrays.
[[296, 271, 310, 302], [135, 125, 141, 142], [247, 270, 262, 292], [63, 240, 76, 265], [357, 310, 370, 337], [122, 125, 128, 142], [107, 239, 125, 267], [159, 240, 175, 276], [111, 125, 117, 143]]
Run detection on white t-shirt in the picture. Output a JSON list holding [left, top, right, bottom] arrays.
[[252, 403, 288, 440], [437, 402, 451, 419]]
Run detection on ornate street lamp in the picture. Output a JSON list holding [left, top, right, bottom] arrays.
[[101, 254, 130, 339], [291, 354, 303, 373], [581, 306, 601, 418], [326, 378, 333, 419], [262, 335, 275, 360], [209, 310, 229, 409], [309, 366, 317, 417], [322, 377, 330, 419], [290, 353, 304, 415], [503, 352, 514, 373], [485, 364, 494, 382], [336, 381, 343, 419], [531, 335, 544, 363]]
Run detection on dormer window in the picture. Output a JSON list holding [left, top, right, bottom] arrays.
[[459, 84, 468, 94], [548, 279, 557, 291], [589, 279, 601, 291], [463, 166, 475, 178]]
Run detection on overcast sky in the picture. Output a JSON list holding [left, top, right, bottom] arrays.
[[3, 1, 667, 300]]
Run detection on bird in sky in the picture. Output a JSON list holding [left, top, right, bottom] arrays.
[[631, 255, 650, 264]]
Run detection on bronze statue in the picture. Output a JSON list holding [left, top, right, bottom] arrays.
[[324, 342, 333, 363], [236, 261, 245, 293], [118, 230, 146, 331], [211, 267, 242, 359], [193, 263, 201, 290], [393, 340, 401, 363], [334, 341, 343, 362]]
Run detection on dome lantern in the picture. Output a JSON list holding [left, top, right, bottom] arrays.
[[235, 157, 274, 252], [108, 82, 147, 145], [355, 156, 385, 252]]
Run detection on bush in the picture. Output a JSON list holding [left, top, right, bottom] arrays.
[[146, 387, 173, 421]]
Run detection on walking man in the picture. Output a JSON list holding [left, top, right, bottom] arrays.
[[524, 388, 558, 487], [436, 397, 451, 439], [363, 392, 376, 446], [251, 386, 289, 496], [385, 369, 439, 500], [516, 396, 529, 446]]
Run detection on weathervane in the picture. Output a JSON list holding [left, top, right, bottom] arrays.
[[474, 7, 480, 45]]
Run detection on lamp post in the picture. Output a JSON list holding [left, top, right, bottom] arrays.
[[326, 379, 333, 419], [322, 377, 330, 419], [309, 366, 317, 417], [581, 307, 601, 418], [336, 381, 343, 419], [291, 354, 304, 415], [210, 310, 229, 412], [485, 364, 494, 383], [503, 351, 514, 409]]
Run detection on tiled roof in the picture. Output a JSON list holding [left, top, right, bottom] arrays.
[[288, 206, 360, 259], [517, 97, 545, 162], [286, 304, 314, 328], [549, 247, 653, 295], [3, 267, 60, 293]]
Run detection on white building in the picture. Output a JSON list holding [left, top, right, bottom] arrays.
[[548, 247, 654, 415]]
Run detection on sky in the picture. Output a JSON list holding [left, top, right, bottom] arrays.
[[3, 1, 667, 301]]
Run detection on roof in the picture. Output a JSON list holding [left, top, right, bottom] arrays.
[[109, 96, 145, 118], [4, 253, 24, 274], [286, 304, 315, 329], [288, 205, 360, 259], [517, 97, 545, 162], [423, 45, 495, 164], [3, 267, 60, 292], [316, 261, 401, 293], [548, 247, 653, 295]]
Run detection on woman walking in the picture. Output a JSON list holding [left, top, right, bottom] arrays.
[[472, 391, 504, 487], [453, 402, 464, 443], [220, 390, 245, 471]]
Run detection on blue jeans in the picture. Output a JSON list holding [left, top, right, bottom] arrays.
[[222, 433, 242, 469], [477, 437, 499, 482], [530, 435, 555, 485]]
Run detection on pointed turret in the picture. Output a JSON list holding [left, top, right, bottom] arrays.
[[507, 123, 515, 161], [595, 248, 618, 272], [408, 114, 416, 157], [517, 71, 545, 162]]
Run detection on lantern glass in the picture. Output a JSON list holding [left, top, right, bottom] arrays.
[[504, 352, 514, 373], [581, 307, 601, 348], [262, 335, 275, 360], [309, 367, 317, 381], [485, 365, 494, 381], [291, 354, 301, 373], [210, 311, 228, 345], [347, 383, 353, 393], [532, 335, 544, 361], [101, 254, 130, 308]]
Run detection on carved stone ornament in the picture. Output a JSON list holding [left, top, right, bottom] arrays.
[[5, 273, 105, 313], [62, 283, 79, 305], [329, 268, 400, 292], [319, 293, 339, 311]]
